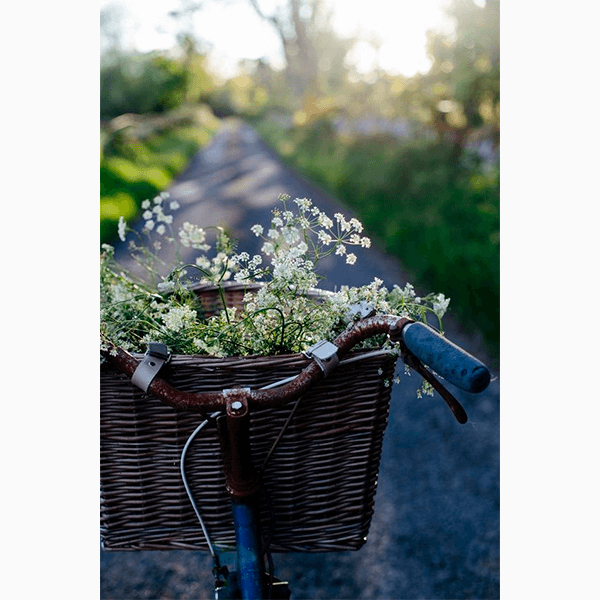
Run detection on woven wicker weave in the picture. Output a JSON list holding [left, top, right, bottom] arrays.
[[100, 283, 397, 553]]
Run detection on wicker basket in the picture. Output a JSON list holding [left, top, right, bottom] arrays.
[[100, 283, 397, 553]]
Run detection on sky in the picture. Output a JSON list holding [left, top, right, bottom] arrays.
[[100, 0, 461, 79]]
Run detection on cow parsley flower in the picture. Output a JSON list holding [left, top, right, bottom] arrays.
[[349, 218, 364, 233], [163, 305, 195, 332], [118, 216, 127, 242], [318, 230, 333, 245], [102, 195, 451, 369], [179, 222, 210, 250], [433, 294, 450, 319], [294, 197, 312, 211], [262, 242, 275, 255], [317, 213, 334, 228]]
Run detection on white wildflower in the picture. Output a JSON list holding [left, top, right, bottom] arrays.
[[346, 253, 357, 265], [268, 228, 279, 239], [433, 294, 450, 318], [317, 213, 334, 228], [179, 222, 209, 250], [145, 220, 155, 230], [143, 210, 153, 220], [262, 242, 275, 255], [349, 217, 364, 233], [234, 269, 250, 283], [156, 224, 166, 235], [169, 200, 180, 210], [294, 197, 312, 211], [249, 255, 263, 269], [317, 230, 333, 245], [163, 305, 194, 332], [118, 216, 127, 242], [281, 227, 300, 244], [335, 213, 351, 232], [232, 252, 250, 265], [141, 199, 151, 210], [157, 280, 175, 292], [153, 195, 163, 205], [335, 244, 347, 256], [251, 224, 264, 237], [196, 256, 211, 270]]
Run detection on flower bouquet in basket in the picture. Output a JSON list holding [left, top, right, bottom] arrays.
[[101, 194, 450, 397]]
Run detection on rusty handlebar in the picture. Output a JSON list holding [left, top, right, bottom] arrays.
[[101, 315, 490, 424]]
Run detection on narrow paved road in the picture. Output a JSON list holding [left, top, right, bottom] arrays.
[[102, 119, 500, 599]]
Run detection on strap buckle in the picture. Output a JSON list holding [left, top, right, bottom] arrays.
[[304, 340, 339, 377], [131, 342, 171, 393]]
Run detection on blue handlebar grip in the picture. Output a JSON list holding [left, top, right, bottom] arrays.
[[401, 322, 490, 393]]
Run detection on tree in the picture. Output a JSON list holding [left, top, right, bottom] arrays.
[[396, 0, 500, 159], [248, 0, 354, 104]]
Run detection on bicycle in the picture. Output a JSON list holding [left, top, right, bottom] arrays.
[[101, 306, 490, 600]]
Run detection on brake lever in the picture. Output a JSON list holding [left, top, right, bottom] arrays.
[[400, 344, 469, 424]]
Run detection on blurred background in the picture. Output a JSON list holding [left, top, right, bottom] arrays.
[[100, 0, 500, 358]]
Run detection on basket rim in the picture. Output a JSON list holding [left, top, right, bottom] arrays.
[[126, 346, 391, 365], [189, 280, 335, 299]]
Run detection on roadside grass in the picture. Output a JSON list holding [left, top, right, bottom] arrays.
[[100, 105, 220, 245], [254, 117, 499, 356]]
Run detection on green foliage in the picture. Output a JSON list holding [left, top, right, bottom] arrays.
[[101, 53, 180, 120], [100, 49, 215, 121], [100, 106, 221, 245], [255, 117, 499, 355]]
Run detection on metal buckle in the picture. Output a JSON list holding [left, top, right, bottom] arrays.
[[131, 342, 171, 393], [304, 340, 339, 377]]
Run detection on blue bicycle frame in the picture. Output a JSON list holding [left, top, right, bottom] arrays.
[[213, 397, 289, 600]]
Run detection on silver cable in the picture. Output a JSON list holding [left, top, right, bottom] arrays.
[[258, 349, 398, 391], [179, 347, 399, 554], [259, 348, 399, 472], [180, 411, 222, 559]]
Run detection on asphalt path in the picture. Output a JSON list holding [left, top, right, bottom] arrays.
[[102, 119, 500, 599]]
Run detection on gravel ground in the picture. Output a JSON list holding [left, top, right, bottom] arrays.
[[102, 119, 500, 599]]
